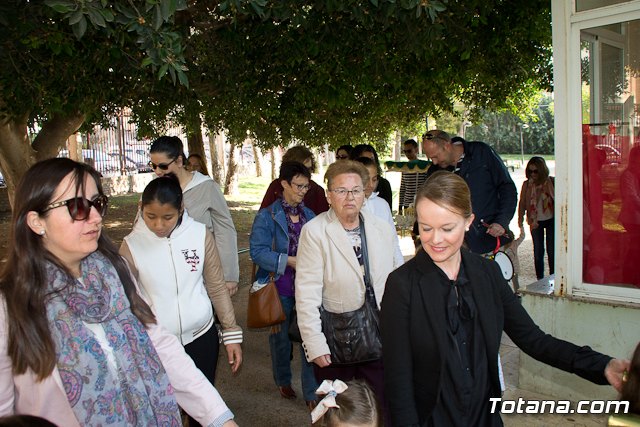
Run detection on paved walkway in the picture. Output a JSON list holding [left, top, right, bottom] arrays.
[[500, 334, 607, 426]]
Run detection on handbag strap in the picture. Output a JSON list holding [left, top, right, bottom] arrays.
[[358, 214, 378, 311]]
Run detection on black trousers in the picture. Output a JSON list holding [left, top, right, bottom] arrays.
[[184, 324, 219, 426]]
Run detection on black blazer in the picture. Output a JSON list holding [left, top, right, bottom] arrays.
[[381, 249, 612, 427]]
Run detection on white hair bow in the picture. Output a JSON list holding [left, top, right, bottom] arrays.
[[310, 379, 349, 424]]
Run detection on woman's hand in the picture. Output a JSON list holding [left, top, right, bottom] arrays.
[[605, 358, 631, 392], [286, 256, 296, 269], [222, 420, 239, 427], [313, 354, 332, 367], [225, 343, 243, 374], [225, 281, 238, 296]]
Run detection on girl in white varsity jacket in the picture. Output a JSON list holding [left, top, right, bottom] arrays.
[[120, 175, 242, 412]]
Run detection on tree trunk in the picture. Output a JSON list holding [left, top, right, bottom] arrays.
[[208, 131, 224, 183], [253, 143, 262, 177], [395, 130, 402, 160], [0, 112, 84, 209], [32, 112, 86, 161], [315, 148, 324, 178], [224, 143, 238, 196], [187, 125, 208, 174], [270, 148, 277, 181]]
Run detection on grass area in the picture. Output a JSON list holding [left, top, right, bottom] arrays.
[[225, 175, 272, 205], [107, 192, 140, 209]]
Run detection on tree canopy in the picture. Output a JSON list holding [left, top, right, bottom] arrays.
[[135, 0, 552, 148], [0, 0, 552, 201]]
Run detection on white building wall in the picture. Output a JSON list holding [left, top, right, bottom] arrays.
[[519, 0, 640, 399]]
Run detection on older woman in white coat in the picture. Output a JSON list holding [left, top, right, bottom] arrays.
[[295, 160, 402, 415]]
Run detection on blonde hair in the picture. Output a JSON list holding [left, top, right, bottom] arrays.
[[324, 160, 369, 190], [416, 171, 472, 218], [313, 380, 381, 427]]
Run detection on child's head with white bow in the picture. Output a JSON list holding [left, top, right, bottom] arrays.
[[311, 379, 381, 427]]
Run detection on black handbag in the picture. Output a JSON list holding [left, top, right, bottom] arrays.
[[320, 215, 382, 365], [288, 308, 302, 343]]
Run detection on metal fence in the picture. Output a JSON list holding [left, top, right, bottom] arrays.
[[59, 112, 187, 177]]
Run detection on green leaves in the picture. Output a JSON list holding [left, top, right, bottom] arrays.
[[45, 0, 115, 38], [41, 0, 188, 86], [3, 0, 552, 153]]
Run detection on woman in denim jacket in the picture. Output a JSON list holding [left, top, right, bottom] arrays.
[[249, 161, 319, 409]]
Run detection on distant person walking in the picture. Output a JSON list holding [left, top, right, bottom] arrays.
[[335, 145, 353, 161], [398, 139, 429, 214], [188, 153, 209, 175], [349, 144, 393, 210], [422, 130, 517, 254], [518, 156, 555, 280], [260, 146, 330, 215]]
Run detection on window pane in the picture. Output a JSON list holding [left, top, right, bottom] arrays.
[[576, 0, 632, 12], [582, 18, 640, 287]]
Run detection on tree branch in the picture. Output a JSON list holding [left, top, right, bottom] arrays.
[[32, 112, 86, 160]]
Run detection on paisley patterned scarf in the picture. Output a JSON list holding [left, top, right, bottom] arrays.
[[281, 198, 308, 256], [45, 252, 181, 426]]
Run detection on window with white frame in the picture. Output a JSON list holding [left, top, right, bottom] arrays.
[[581, 16, 640, 293]]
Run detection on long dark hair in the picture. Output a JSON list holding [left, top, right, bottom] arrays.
[[0, 158, 155, 380], [150, 135, 187, 166]]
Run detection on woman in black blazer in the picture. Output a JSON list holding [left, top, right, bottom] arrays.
[[380, 171, 629, 427]]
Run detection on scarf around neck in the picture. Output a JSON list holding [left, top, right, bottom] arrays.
[[45, 251, 181, 426], [526, 177, 554, 227], [280, 198, 307, 256]]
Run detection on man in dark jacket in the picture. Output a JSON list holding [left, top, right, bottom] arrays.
[[422, 130, 517, 254]]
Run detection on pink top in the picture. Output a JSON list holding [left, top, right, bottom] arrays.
[[0, 291, 233, 426]]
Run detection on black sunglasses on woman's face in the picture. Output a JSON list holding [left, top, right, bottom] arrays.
[[148, 157, 177, 171], [41, 195, 109, 220]]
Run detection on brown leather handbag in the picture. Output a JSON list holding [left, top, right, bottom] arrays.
[[247, 271, 285, 328]]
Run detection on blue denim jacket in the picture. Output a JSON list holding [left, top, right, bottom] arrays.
[[249, 199, 316, 284]]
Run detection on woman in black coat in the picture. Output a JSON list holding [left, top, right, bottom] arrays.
[[380, 171, 629, 427]]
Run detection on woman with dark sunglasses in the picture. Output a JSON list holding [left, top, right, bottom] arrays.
[[0, 158, 237, 426], [517, 156, 554, 280]]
